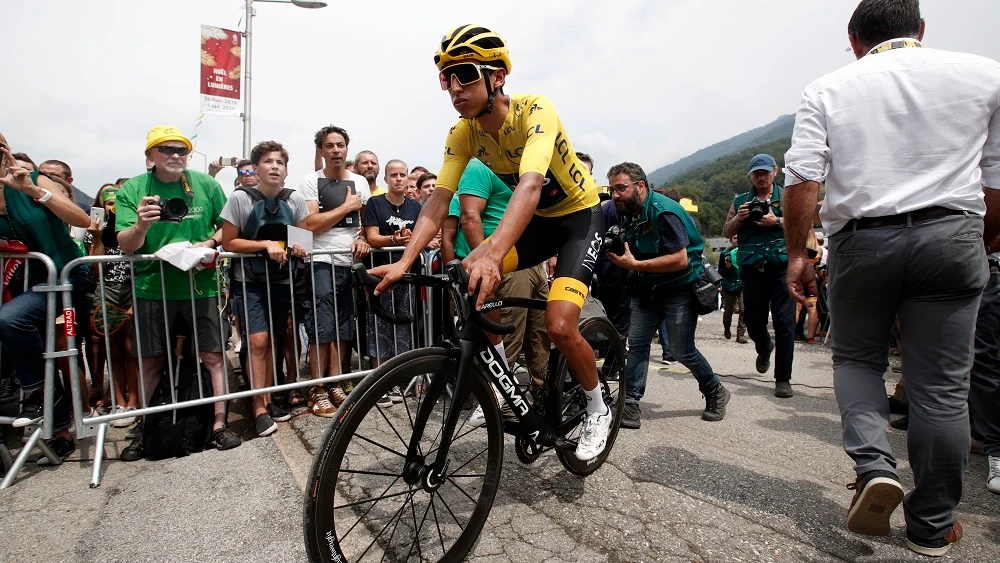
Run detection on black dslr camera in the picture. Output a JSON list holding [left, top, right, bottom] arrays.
[[747, 198, 770, 223], [603, 225, 627, 256], [156, 197, 189, 223]]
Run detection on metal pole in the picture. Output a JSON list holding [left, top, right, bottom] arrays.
[[242, 0, 254, 159]]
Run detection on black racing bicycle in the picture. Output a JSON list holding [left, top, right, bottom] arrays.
[[304, 260, 626, 562]]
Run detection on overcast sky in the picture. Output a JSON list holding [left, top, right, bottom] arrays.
[[4, 0, 998, 198]]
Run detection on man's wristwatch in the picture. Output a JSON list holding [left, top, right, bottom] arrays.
[[34, 188, 53, 204]]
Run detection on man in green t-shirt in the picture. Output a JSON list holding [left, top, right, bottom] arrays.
[[115, 125, 239, 458]]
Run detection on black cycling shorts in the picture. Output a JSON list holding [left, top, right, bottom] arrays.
[[493, 205, 604, 308]]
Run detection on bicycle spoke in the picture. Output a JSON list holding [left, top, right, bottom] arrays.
[[448, 473, 487, 478], [352, 433, 408, 459], [426, 424, 484, 458], [375, 403, 411, 452], [334, 486, 414, 511], [445, 476, 478, 504], [448, 445, 489, 476], [431, 494, 446, 555], [358, 488, 416, 561], [422, 385, 449, 456], [400, 394, 424, 459], [338, 468, 405, 478], [435, 489, 464, 527], [339, 475, 405, 542], [403, 485, 434, 562], [375, 487, 412, 563]]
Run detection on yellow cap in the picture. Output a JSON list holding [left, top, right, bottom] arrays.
[[145, 125, 192, 152], [680, 197, 699, 213]]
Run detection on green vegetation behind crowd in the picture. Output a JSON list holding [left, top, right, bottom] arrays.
[[661, 137, 793, 238]]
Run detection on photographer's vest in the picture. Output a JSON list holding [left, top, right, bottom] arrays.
[[624, 190, 704, 293], [733, 183, 787, 271]]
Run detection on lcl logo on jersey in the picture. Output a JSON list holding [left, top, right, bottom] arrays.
[[528, 103, 543, 115]]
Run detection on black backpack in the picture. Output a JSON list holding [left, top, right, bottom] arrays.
[[142, 353, 215, 460], [236, 187, 298, 282]]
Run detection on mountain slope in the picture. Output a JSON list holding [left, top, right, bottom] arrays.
[[663, 136, 792, 238], [647, 114, 794, 187]]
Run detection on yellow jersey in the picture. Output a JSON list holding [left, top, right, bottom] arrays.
[[436, 94, 599, 217]]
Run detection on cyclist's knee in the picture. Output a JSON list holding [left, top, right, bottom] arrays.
[[546, 314, 579, 346]]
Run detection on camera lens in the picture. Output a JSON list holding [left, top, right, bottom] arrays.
[[160, 197, 189, 222]]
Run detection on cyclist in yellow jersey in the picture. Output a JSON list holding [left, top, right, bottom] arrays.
[[370, 24, 612, 460]]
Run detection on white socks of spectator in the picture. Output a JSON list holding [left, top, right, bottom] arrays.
[[584, 384, 609, 416]]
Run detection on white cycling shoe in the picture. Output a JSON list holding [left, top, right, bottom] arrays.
[[576, 408, 612, 461]]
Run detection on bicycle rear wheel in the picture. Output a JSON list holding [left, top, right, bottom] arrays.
[[554, 316, 626, 475], [304, 348, 503, 563]]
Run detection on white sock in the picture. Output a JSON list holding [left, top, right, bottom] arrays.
[[584, 384, 608, 415]]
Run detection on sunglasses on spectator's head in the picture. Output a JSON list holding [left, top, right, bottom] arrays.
[[439, 62, 500, 90], [238, 169, 256, 176], [156, 145, 189, 157]]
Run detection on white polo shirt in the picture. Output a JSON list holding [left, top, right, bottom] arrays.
[[784, 39, 1000, 236]]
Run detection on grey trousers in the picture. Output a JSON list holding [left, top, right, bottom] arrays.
[[828, 213, 988, 539], [970, 259, 1000, 457]]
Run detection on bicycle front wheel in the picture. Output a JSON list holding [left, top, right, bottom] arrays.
[[304, 348, 503, 563]]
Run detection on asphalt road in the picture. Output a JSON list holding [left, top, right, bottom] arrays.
[[2, 311, 998, 562]]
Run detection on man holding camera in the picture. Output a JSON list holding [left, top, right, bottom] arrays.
[[723, 154, 795, 398], [115, 125, 238, 458], [607, 162, 729, 428]]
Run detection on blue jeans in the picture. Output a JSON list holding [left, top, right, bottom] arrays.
[[626, 290, 719, 403], [0, 265, 91, 430], [657, 321, 672, 359]]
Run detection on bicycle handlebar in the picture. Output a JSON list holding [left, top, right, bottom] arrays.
[[351, 264, 415, 325], [350, 262, 516, 335]]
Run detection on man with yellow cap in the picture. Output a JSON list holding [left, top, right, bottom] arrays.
[[114, 125, 241, 459]]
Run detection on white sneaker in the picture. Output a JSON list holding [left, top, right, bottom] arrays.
[[110, 405, 137, 428], [576, 409, 612, 461], [467, 405, 487, 428], [988, 455, 1000, 494]]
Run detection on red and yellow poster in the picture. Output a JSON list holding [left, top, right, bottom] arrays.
[[200, 25, 242, 116]]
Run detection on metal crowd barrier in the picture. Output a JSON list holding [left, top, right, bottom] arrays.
[[0, 252, 71, 489], [41, 246, 438, 488]]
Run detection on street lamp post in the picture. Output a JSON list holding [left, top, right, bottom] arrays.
[[189, 150, 209, 173], [243, 0, 328, 158]]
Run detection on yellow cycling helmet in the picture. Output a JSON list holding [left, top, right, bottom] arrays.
[[434, 24, 512, 74]]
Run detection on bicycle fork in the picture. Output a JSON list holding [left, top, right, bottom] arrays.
[[405, 339, 546, 491]]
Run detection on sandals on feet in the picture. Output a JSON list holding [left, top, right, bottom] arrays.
[[287, 389, 307, 407]]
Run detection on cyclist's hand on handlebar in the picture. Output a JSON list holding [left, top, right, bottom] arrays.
[[464, 253, 503, 310], [369, 261, 408, 296]]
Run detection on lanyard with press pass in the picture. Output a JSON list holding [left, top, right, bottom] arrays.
[[869, 39, 922, 55]]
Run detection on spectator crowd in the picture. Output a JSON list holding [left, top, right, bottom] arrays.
[[0, 1, 998, 558]]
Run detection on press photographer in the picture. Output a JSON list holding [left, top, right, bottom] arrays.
[[605, 162, 730, 429], [723, 153, 795, 398]]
